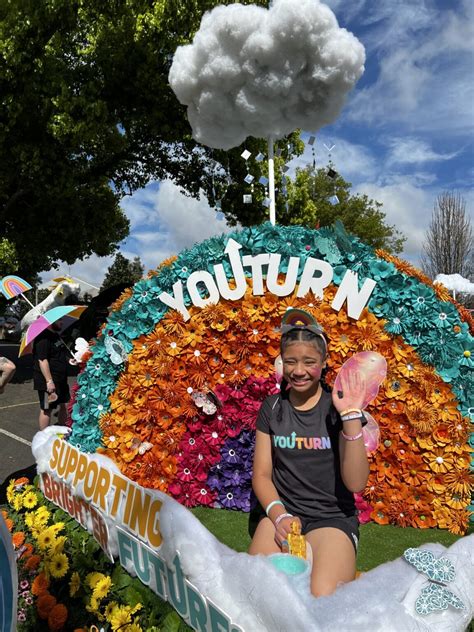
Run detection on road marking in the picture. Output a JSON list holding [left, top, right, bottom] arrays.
[[0, 428, 32, 447], [0, 401, 37, 410]]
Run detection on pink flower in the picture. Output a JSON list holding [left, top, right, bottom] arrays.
[[354, 492, 373, 524]]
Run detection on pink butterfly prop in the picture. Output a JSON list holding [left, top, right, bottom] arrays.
[[334, 351, 387, 454]]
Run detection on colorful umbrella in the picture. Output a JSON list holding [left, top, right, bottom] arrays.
[[19, 305, 86, 357]]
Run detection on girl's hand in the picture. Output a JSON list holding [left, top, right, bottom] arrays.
[[274, 515, 302, 550], [332, 370, 366, 414]]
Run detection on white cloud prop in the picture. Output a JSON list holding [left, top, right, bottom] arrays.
[[33, 430, 474, 632], [169, 0, 365, 150], [435, 273, 474, 295]]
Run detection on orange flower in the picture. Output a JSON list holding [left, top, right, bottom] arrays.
[[424, 448, 454, 473], [401, 462, 429, 487], [434, 508, 471, 535], [31, 572, 50, 595], [439, 400, 462, 423], [12, 531, 25, 548], [387, 501, 416, 527], [37, 592, 57, 619], [413, 512, 436, 529], [48, 603, 68, 631], [371, 502, 390, 525], [405, 403, 437, 436], [161, 309, 187, 335], [25, 554, 41, 570], [444, 493, 469, 510], [4, 518, 13, 532], [443, 469, 473, 497]]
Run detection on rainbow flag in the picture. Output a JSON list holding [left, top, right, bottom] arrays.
[[0, 275, 32, 300]]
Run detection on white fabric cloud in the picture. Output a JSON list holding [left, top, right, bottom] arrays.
[[169, 0, 365, 149], [435, 273, 474, 295]]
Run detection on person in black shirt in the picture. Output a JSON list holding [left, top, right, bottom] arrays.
[[33, 320, 70, 430], [249, 309, 369, 597]]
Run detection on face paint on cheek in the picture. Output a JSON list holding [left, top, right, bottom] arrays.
[[307, 366, 322, 380]]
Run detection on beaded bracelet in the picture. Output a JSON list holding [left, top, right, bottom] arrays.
[[265, 500, 284, 516], [274, 513, 293, 528], [341, 430, 363, 441]]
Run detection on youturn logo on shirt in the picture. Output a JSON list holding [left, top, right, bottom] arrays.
[[272, 433, 331, 450]]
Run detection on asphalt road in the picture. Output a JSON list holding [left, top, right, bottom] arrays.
[[0, 357, 77, 494]]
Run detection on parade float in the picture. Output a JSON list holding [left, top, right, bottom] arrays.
[[1, 0, 473, 630]]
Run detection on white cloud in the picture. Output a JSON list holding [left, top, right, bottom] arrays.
[[169, 0, 365, 149], [40, 181, 235, 291], [385, 137, 460, 166], [346, 2, 474, 137], [353, 179, 436, 263]]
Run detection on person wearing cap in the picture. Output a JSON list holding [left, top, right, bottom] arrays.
[[249, 308, 369, 597], [0, 356, 16, 394]]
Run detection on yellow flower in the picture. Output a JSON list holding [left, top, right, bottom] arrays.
[[11, 495, 22, 511], [125, 622, 143, 632], [37, 527, 57, 550], [109, 605, 132, 631], [130, 603, 142, 615], [93, 576, 112, 600], [69, 571, 81, 597], [22, 491, 38, 509], [24, 511, 36, 529], [86, 572, 106, 589], [50, 522, 65, 535], [6, 480, 15, 503], [48, 552, 69, 578], [86, 596, 101, 614], [51, 535, 67, 554], [105, 601, 119, 622]]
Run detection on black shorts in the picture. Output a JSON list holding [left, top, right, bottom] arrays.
[[300, 515, 360, 553], [251, 505, 359, 553], [37, 382, 70, 411]]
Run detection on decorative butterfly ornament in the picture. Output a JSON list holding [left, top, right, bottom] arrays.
[[403, 547, 465, 616], [105, 335, 127, 365], [192, 390, 221, 415]]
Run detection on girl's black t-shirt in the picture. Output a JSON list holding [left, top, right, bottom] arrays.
[[256, 390, 356, 521]]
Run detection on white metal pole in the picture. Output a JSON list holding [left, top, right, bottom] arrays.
[[268, 137, 276, 225]]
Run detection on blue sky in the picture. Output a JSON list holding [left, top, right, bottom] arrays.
[[41, 0, 473, 292]]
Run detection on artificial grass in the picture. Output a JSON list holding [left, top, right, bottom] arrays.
[[191, 506, 467, 571]]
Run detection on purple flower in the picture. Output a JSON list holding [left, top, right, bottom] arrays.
[[18, 611, 26, 622], [20, 580, 29, 590]]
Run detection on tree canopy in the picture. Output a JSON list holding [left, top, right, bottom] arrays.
[[100, 253, 144, 292], [0, 0, 272, 279]]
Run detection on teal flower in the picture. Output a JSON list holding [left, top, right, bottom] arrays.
[[458, 338, 474, 368], [410, 285, 437, 311], [434, 302, 461, 329], [367, 259, 395, 280], [460, 402, 474, 421]]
